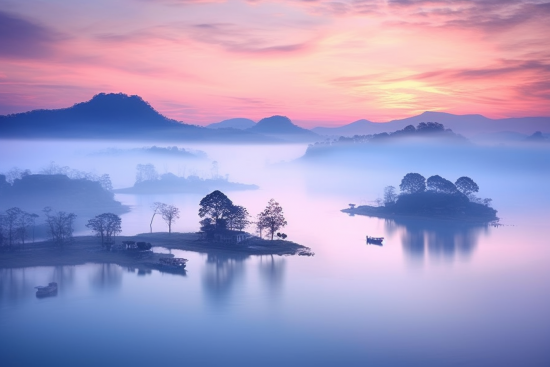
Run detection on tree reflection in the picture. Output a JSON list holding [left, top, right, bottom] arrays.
[[258, 255, 285, 297], [202, 253, 247, 307], [386, 218, 489, 262], [89, 263, 122, 291]]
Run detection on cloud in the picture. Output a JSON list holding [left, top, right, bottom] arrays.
[[0, 11, 63, 59]]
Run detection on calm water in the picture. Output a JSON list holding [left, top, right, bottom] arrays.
[[1, 140, 549, 366]]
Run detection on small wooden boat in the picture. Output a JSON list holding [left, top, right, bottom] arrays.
[[159, 258, 188, 269], [35, 282, 58, 298], [366, 236, 384, 245]]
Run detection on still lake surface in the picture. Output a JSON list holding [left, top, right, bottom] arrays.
[[1, 140, 549, 366]]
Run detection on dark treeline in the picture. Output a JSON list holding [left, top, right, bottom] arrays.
[[311, 122, 467, 147]]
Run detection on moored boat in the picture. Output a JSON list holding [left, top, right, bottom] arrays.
[[159, 257, 188, 269], [35, 282, 58, 298], [366, 236, 384, 245]]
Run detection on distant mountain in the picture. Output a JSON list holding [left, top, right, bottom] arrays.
[[313, 111, 550, 137], [207, 118, 256, 129], [0, 93, 278, 142], [247, 115, 319, 142]]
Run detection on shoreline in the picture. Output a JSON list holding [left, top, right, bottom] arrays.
[[0, 232, 314, 271], [342, 205, 499, 224]]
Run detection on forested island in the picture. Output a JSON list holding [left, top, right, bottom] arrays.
[[0, 165, 125, 215], [115, 163, 258, 194], [1, 190, 312, 273], [343, 173, 498, 222]]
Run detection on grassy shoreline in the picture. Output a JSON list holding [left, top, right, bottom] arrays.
[[0, 232, 313, 271]]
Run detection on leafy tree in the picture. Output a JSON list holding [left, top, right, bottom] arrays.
[[161, 205, 180, 233], [455, 176, 479, 196], [399, 173, 426, 194], [227, 205, 250, 231], [417, 122, 444, 133], [198, 190, 233, 230], [98, 174, 113, 191], [86, 213, 122, 247], [427, 175, 457, 194], [150, 202, 167, 233], [257, 199, 287, 240], [384, 186, 397, 205], [43, 207, 76, 246]]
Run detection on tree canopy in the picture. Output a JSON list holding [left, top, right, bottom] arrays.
[[455, 176, 479, 196], [198, 190, 234, 230], [86, 213, 122, 247], [427, 175, 458, 194], [399, 173, 426, 194], [257, 199, 287, 240]]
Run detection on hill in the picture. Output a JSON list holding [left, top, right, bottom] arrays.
[[313, 112, 550, 137], [207, 118, 256, 129], [0, 93, 279, 142], [247, 115, 319, 142]]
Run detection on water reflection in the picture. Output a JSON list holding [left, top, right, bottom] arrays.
[[0, 265, 76, 305], [202, 253, 247, 306], [89, 264, 122, 291], [386, 218, 490, 263], [258, 255, 286, 298]]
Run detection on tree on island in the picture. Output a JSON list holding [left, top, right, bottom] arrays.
[[136, 163, 158, 183], [0, 207, 39, 247], [198, 190, 234, 231], [455, 177, 479, 197], [150, 202, 167, 233], [427, 175, 458, 194], [43, 207, 76, 246], [227, 205, 250, 231], [161, 205, 180, 233], [399, 173, 426, 194], [384, 186, 397, 205], [86, 213, 122, 247], [257, 199, 287, 240]]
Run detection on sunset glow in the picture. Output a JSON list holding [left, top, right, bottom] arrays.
[[1, 0, 549, 127]]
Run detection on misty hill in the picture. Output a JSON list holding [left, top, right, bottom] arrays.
[[313, 111, 550, 137], [0, 174, 126, 214], [0, 93, 279, 143], [115, 172, 258, 195], [207, 118, 256, 129], [247, 115, 319, 142]]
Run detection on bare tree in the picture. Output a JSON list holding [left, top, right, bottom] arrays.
[[383, 186, 397, 206], [43, 207, 76, 246], [86, 213, 122, 247], [161, 205, 180, 233], [150, 202, 167, 233], [136, 164, 158, 183]]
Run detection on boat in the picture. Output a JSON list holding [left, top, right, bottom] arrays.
[[159, 257, 188, 269], [366, 236, 384, 245], [35, 282, 58, 298]]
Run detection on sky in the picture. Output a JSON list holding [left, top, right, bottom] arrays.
[[0, 0, 549, 127]]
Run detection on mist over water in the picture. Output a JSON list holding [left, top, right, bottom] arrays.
[[1, 139, 549, 366]]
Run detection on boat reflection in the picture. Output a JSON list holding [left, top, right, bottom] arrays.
[[385, 218, 490, 263]]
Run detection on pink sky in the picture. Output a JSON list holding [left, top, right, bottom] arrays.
[[1, 0, 549, 127]]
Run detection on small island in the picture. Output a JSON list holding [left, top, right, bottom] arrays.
[[343, 173, 498, 223], [0, 190, 312, 274], [114, 163, 258, 194]]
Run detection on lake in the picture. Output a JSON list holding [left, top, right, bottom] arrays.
[[1, 140, 549, 366]]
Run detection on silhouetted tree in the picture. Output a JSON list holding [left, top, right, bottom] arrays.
[[150, 202, 167, 233], [227, 205, 250, 231], [86, 213, 122, 247], [43, 207, 76, 246], [3, 207, 22, 247], [427, 175, 457, 194], [384, 186, 397, 205], [257, 199, 287, 240], [136, 163, 158, 183], [455, 176, 479, 196], [417, 122, 444, 133], [198, 190, 233, 231], [161, 205, 180, 233], [400, 173, 426, 194]]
